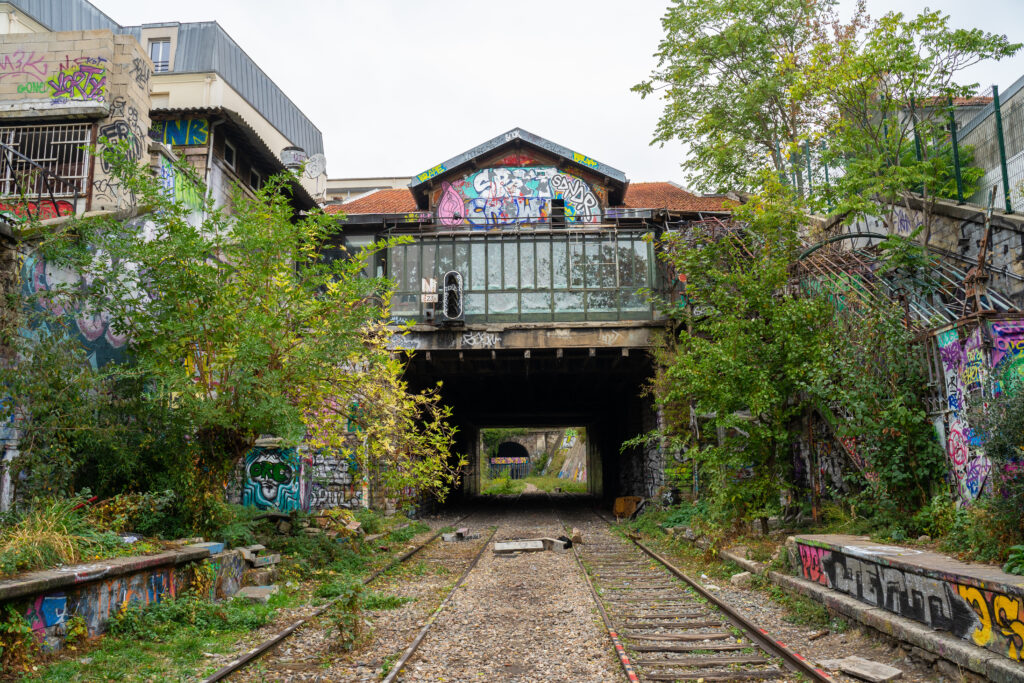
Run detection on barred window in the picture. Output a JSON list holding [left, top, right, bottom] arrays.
[[0, 123, 92, 198]]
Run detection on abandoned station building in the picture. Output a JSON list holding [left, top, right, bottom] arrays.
[[327, 129, 731, 500]]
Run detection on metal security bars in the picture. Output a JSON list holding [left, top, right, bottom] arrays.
[[0, 124, 92, 198], [387, 230, 657, 323]]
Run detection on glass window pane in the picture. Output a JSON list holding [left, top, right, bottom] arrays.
[[437, 242, 454, 276], [587, 290, 616, 312], [584, 237, 600, 288], [487, 240, 502, 290], [503, 241, 518, 289], [466, 292, 485, 315], [489, 292, 516, 314], [598, 239, 617, 288], [456, 243, 470, 287], [536, 240, 551, 289], [470, 241, 486, 290], [522, 292, 551, 313], [570, 239, 584, 288], [388, 245, 402, 284], [634, 240, 650, 287], [555, 291, 583, 312], [552, 240, 569, 288], [404, 242, 419, 293], [621, 290, 648, 312], [421, 243, 436, 291], [520, 240, 535, 289]]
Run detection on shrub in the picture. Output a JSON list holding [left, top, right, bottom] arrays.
[[0, 604, 38, 672]]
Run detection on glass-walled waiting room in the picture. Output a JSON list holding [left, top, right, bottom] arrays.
[[387, 230, 657, 322]]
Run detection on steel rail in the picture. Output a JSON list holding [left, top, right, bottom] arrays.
[[381, 525, 498, 683], [549, 494, 637, 682], [201, 512, 473, 683], [611, 519, 833, 683]]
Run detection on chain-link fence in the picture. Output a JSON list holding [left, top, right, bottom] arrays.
[[959, 79, 1024, 213]]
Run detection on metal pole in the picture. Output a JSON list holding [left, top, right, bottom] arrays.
[[804, 140, 813, 193], [911, 96, 923, 162], [822, 142, 832, 212], [992, 85, 1014, 213], [948, 97, 965, 204]]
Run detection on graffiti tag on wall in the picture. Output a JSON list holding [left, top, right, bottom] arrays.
[[0, 199, 74, 223], [0, 49, 48, 81], [48, 56, 106, 103], [241, 446, 304, 512], [435, 166, 600, 228], [797, 542, 1024, 661], [150, 119, 209, 146], [308, 451, 361, 509], [991, 320, 1024, 391]]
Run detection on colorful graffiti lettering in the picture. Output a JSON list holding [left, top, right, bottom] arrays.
[[0, 199, 74, 222], [437, 166, 599, 228], [157, 155, 205, 212], [798, 543, 830, 585], [572, 151, 599, 168], [308, 451, 360, 509], [48, 57, 106, 102], [490, 457, 529, 465], [416, 164, 446, 183], [991, 320, 1024, 392], [150, 119, 209, 146], [0, 49, 48, 81], [241, 446, 304, 511]]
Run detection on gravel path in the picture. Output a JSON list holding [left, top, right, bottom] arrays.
[[397, 500, 620, 682]]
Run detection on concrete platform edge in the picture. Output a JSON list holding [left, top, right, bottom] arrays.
[[719, 548, 1024, 683]]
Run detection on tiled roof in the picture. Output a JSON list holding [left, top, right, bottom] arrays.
[[324, 188, 418, 215], [326, 182, 731, 215], [621, 182, 730, 212]]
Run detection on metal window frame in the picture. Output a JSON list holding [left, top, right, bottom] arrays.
[[0, 123, 92, 199]]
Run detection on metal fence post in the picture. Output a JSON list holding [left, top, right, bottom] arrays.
[[948, 96, 965, 204], [993, 85, 1014, 213]]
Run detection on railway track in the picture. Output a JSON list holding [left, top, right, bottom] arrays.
[[203, 509, 496, 682], [563, 508, 832, 683]]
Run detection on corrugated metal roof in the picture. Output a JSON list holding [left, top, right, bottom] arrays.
[[6, 1, 324, 157]]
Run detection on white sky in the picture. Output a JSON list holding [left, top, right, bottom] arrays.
[[91, 0, 1024, 185]]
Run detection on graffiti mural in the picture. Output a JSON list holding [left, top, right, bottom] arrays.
[[435, 166, 600, 228], [20, 253, 128, 369], [151, 119, 209, 146], [937, 328, 991, 503], [796, 541, 1024, 662], [48, 56, 106, 103], [241, 446, 304, 511]]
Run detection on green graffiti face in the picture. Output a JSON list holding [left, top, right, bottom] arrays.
[[249, 460, 293, 484]]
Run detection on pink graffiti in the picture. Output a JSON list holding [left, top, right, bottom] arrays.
[[0, 49, 47, 81], [437, 181, 464, 226], [798, 544, 830, 586], [947, 427, 969, 466]]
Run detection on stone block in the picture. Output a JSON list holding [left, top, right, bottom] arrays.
[[730, 571, 753, 588], [570, 528, 583, 544], [494, 540, 545, 553], [252, 554, 280, 568], [185, 541, 225, 555], [234, 585, 278, 604], [242, 567, 278, 587]]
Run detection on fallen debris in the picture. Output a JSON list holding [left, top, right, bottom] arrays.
[[493, 540, 546, 553], [570, 528, 583, 545], [817, 656, 902, 682], [613, 496, 644, 519], [729, 571, 753, 588], [235, 585, 279, 604], [808, 629, 829, 641]]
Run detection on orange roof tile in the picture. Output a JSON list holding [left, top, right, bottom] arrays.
[[621, 182, 730, 212], [325, 188, 417, 215]]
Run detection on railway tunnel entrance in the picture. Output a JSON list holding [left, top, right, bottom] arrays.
[[402, 324, 663, 501]]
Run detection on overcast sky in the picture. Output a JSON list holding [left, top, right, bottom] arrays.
[[91, 0, 1024, 185]]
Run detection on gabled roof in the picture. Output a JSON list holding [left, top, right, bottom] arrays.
[[408, 128, 628, 208]]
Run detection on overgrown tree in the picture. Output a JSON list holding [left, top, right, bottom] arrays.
[[634, 0, 864, 192], [8, 147, 461, 525], [802, 9, 1020, 241]]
